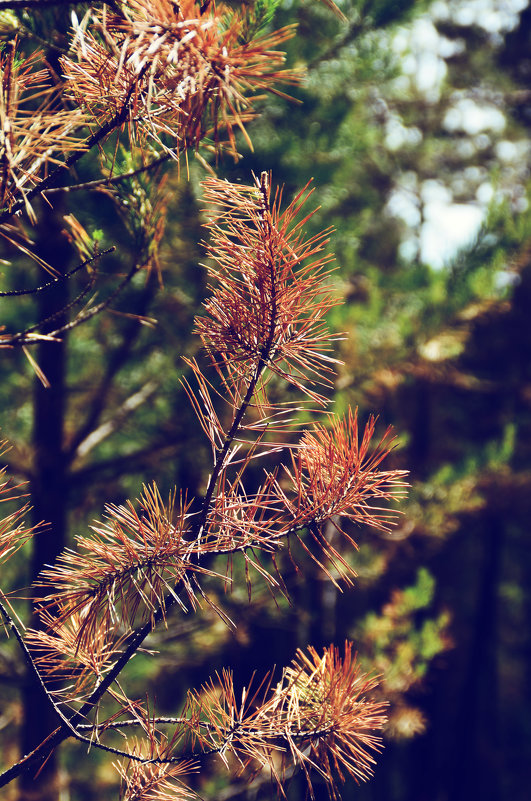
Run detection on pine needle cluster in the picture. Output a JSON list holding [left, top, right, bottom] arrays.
[[0, 2, 407, 798], [1, 170, 407, 799], [0, 43, 86, 220], [0, 0, 299, 225], [62, 0, 299, 155]]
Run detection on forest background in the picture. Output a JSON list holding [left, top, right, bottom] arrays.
[[1, 0, 531, 800]]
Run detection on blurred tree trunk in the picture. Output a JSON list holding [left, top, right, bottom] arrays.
[[450, 515, 503, 801], [18, 200, 71, 801]]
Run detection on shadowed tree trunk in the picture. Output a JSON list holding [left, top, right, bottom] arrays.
[[451, 513, 503, 801], [18, 200, 71, 801]]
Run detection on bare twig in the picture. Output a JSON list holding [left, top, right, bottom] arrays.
[[0, 247, 114, 298], [2, 258, 144, 347], [42, 155, 174, 197]]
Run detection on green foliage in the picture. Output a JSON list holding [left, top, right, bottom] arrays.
[[353, 0, 426, 28], [355, 567, 448, 671], [239, 0, 284, 39]]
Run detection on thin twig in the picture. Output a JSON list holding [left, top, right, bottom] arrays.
[[194, 173, 277, 542], [2, 277, 97, 346], [0, 247, 114, 297], [0, 597, 90, 742], [43, 262, 143, 338], [3, 258, 143, 347], [42, 155, 174, 196], [76, 717, 211, 731]]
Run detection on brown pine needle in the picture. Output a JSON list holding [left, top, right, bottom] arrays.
[[0, 43, 86, 220], [275, 407, 409, 536], [196, 172, 341, 407], [61, 1, 300, 160]]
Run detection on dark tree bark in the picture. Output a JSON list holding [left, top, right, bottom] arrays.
[[18, 199, 71, 801], [450, 514, 503, 801]]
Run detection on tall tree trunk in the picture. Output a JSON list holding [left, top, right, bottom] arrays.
[[450, 514, 503, 801], [18, 200, 71, 801]]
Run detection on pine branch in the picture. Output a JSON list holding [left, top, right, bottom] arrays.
[[0, 173, 407, 798], [195, 176, 279, 532], [0, 514, 388, 788], [0, 63, 148, 224], [191, 171, 339, 540]]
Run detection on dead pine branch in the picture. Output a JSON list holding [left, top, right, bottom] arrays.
[[0, 172, 408, 799]]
